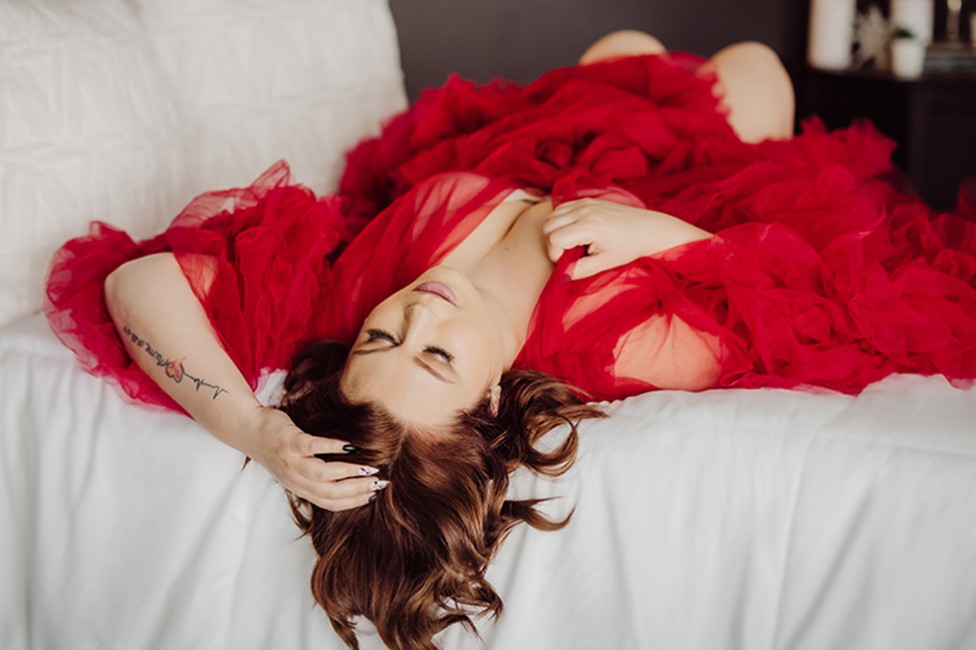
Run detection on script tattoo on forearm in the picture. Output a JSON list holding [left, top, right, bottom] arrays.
[[121, 325, 229, 400]]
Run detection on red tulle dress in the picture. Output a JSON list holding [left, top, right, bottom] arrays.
[[44, 54, 976, 413]]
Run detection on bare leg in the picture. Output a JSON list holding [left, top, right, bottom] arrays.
[[580, 32, 794, 143], [699, 42, 795, 142], [579, 30, 666, 64]]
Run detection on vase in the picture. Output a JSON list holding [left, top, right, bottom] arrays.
[[891, 39, 927, 77]]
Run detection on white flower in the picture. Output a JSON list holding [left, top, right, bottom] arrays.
[[854, 4, 892, 69]]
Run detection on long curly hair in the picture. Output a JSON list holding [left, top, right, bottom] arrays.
[[278, 340, 606, 650]]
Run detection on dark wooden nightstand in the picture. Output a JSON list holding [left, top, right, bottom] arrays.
[[800, 67, 976, 209]]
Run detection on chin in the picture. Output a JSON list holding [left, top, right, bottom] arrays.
[[418, 265, 465, 280], [415, 266, 478, 294]]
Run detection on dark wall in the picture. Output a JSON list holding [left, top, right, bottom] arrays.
[[389, 0, 809, 99]]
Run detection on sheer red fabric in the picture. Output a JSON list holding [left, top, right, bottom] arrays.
[[45, 163, 350, 411], [45, 54, 976, 412], [338, 53, 732, 228]]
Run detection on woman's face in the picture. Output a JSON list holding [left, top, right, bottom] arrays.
[[340, 266, 508, 426]]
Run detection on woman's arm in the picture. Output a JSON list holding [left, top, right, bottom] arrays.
[[543, 198, 713, 280], [104, 253, 383, 511], [544, 199, 722, 389]]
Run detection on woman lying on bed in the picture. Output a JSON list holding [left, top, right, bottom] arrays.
[[45, 31, 976, 650]]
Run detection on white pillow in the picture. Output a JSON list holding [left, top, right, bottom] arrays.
[[0, 0, 407, 326], [132, 0, 407, 197], [0, 0, 186, 326]]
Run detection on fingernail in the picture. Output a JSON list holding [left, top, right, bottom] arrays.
[[342, 444, 361, 453], [368, 494, 377, 504], [359, 466, 379, 476], [370, 480, 390, 491]]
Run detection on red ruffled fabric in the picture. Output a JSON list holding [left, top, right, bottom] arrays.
[[339, 53, 730, 228], [45, 53, 976, 411], [45, 162, 346, 412]]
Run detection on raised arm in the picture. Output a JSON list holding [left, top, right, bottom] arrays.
[[104, 253, 384, 511], [543, 198, 713, 280]]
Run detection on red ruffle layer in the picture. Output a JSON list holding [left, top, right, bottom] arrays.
[[45, 54, 976, 410]]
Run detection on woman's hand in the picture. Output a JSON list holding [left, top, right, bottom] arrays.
[[238, 406, 386, 512], [543, 198, 712, 280], [106, 254, 386, 513]]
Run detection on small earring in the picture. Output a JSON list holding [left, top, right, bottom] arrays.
[[488, 384, 501, 417]]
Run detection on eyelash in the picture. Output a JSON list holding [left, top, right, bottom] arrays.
[[366, 328, 455, 363], [366, 328, 396, 344]]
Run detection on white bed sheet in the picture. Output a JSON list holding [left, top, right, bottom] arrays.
[[2, 314, 975, 650]]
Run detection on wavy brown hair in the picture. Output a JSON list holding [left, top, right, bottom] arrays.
[[278, 340, 605, 650]]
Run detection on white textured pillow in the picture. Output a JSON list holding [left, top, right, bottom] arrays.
[[0, 0, 406, 326], [132, 0, 407, 197], [0, 0, 186, 325]]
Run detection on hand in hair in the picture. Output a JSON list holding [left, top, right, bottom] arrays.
[[279, 343, 607, 650], [239, 406, 385, 512], [543, 198, 713, 280], [105, 253, 382, 513]]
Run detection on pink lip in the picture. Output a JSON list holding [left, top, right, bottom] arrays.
[[413, 281, 457, 306]]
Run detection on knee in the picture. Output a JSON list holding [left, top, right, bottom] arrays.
[[728, 41, 794, 110], [713, 41, 785, 71], [708, 41, 795, 142], [579, 30, 667, 65], [726, 41, 794, 101]]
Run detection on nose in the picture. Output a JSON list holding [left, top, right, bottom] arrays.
[[403, 298, 440, 340]]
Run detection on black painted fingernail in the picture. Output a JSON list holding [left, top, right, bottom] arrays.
[[368, 494, 377, 504], [342, 444, 360, 453]]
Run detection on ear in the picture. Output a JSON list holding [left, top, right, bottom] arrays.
[[487, 383, 502, 417]]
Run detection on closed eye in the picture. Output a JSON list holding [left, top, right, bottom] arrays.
[[365, 329, 455, 365], [366, 328, 398, 345], [424, 346, 454, 364]]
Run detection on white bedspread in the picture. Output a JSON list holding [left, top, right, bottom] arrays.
[[2, 314, 975, 650]]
